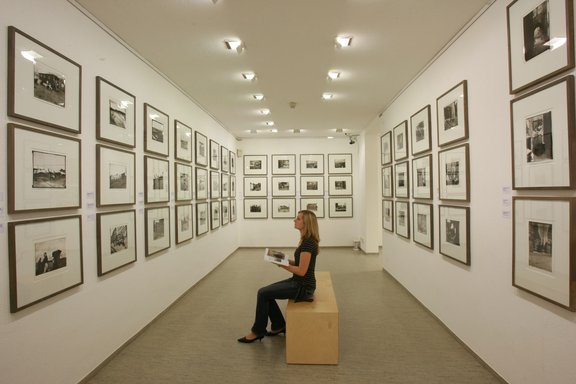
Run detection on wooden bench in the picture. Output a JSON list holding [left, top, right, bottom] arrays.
[[286, 271, 339, 365]]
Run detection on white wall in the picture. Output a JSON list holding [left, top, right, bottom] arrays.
[[373, 1, 576, 383], [0, 1, 239, 383], [237, 137, 361, 248]]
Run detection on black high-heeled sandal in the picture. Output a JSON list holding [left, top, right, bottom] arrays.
[[237, 334, 264, 343], [265, 327, 286, 336]]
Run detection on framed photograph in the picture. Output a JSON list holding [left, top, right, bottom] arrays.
[[244, 155, 267, 175], [438, 144, 470, 201], [97, 210, 137, 276], [301, 176, 324, 196], [244, 198, 268, 219], [394, 161, 409, 199], [96, 144, 135, 207], [8, 215, 83, 313], [380, 131, 392, 165], [221, 146, 230, 173], [230, 150, 237, 174], [244, 177, 267, 197], [272, 154, 296, 175], [507, 0, 575, 94], [144, 155, 169, 204], [328, 153, 352, 174], [144, 103, 169, 156], [210, 170, 221, 199], [328, 197, 353, 218], [195, 167, 208, 200], [300, 154, 325, 174], [210, 140, 220, 170], [174, 120, 193, 162], [381, 166, 393, 198], [272, 176, 296, 197], [230, 175, 237, 198], [221, 173, 230, 198], [395, 200, 410, 239], [382, 199, 394, 232], [328, 175, 353, 196], [8, 26, 81, 133], [272, 198, 297, 218], [8, 124, 81, 213], [145, 206, 170, 257], [221, 200, 230, 225], [300, 198, 325, 218], [513, 197, 575, 310], [230, 199, 237, 222], [439, 205, 470, 265], [175, 204, 194, 244], [412, 154, 433, 200], [511, 75, 575, 189], [437, 80, 468, 147], [175, 162, 193, 201], [195, 131, 208, 167], [393, 121, 409, 161], [196, 202, 209, 235], [411, 105, 432, 155], [96, 76, 135, 147], [211, 201, 221, 230], [413, 202, 434, 249]]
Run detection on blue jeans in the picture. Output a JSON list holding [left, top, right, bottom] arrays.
[[251, 278, 300, 335]]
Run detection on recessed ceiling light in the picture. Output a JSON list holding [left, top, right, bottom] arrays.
[[335, 36, 352, 48], [242, 72, 256, 80], [260, 108, 270, 115], [328, 71, 341, 80], [265, 121, 275, 126], [327, 136, 335, 139], [252, 94, 264, 100], [322, 93, 334, 100], [224, 39, 243, 53], [269, 129, 278, 133]]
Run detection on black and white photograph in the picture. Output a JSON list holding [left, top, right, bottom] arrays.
[[230, 199, 237, 222], [523, 1, 551, 62], [328, 153, 352, 174], [381, 131, 392, 165], [412, 154, 432, 199], [300, 154, 325, 174], [97, 210, 137, 276], [439, 205, 470, 265], [382, 166, 393, 198], [195, 167, 208, 200], [411, 105, 431, 155], [395, 161, 409, 198], [438, 144, 469, 201], [97, 144, 135, 207], [175, 120, 193, 162], [230, 151, 236, 174], [145, 156, 169, 203], [395, 200, 410, 239], [413, 202, 433, 249], [382, 199, 394, 232], [196, 202, 209, 235], [272, 198, 296, 218], [175, 163, 193, 201], [222, 200, 230, 225], [528, 221, 553, 272], [393, 121, 408, 160], [145, 207, 170, 256], [210, 140, 220, 170], [211, 201, 221, 230], [244, 177, 268, 197], [436, 80, 468, 146], [221, 146, 230, 173], [97, 77, 135, 147], [221, 173, 230, 198], [300, 198, 325, 218], [195, 131, 208, 167], [176, 204, 194, 244], [244, 155, 268, 175], [144, 103, 169, 156], [33, 150, 66, 189], [244, 198, 268, 219], [301, 176, 324, 196], [272, 176, 296, 197], [272, 154, 296, 174], [210, 170, 221, 199], [328, 175, 352, 196], [329, 197, 353, 218]]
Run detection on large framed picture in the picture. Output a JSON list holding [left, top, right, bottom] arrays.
[[244, 177, 267, 197], [230, 175, 237, 198], [221, 173, 230, 198], [436, 80, 468, 146], [272, 176, 296, 197], [174, 120, 193, 162], [221, 146, 230, 173], [328, 153, 352, 174], [328, 197, 353, 218], [144, 103, 169, 156], [211, 201, 221, 230], [511, 75, 575, 189], [230, 199, 237, 222], [272, 154, 296, 175], [412, 154, 433, 200], [210, 140, 220, 170], [8, 124, 81, 213], [411, 105, 432, 155], [195, 131, 208, 167], [328, 175, 353, 196], [8, 215, 83, 313], [196, 202, 209, 235], [144, 156, 170, 204], [8, 26, 81, 133], [301, 176, 324, 196], [272, 198, 297, 218], [301, 198, 325, 218], [507, 0, 575, 94], [97, 144, 136, 207], [381, 166, 393, 198], [175, 204, 194, 244], [244, 155, 267, 175], [513, 197, 576, 311], [175, 163, 193, 201], [439, 205, 470, 265], [221, 200, 230, 225], [438, 144, 470, 201], [230, 150, 237, 174], [395, 200, 410, 239], [97, 210, 137, 276], [394, 161, 409, 199], [195, 167, 208, 200], [145, 206, 171, 257], [210, 170, 221, 199], [96, 77, 135, 147], [382, 199, 394, 232], [381, 131, 392, 165], [393, 121, 409, 161], [244, 198, 268, 219], [413, 202, 434, 250], [300, 154, 324, 174]]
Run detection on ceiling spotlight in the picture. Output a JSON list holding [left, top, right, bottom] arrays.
[[265, 121, 275, 126], [322, 93, 334, 100], [335, 36, 352, 48], [269, 129, 278, 133], [242, 72, 256, 80], [260, 108, 270, 115], [328, 71, 341, 80], [345, 133, 359, 145], [224, 39, 243, 53], [252, 94, 264, 100]]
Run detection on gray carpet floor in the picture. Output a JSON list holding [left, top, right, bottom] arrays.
[[83, 247, 504, 384]]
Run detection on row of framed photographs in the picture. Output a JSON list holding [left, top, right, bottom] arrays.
[[244, 153, 352, 175], [244, 197, 353, 219], [244, 175, 353, 197]]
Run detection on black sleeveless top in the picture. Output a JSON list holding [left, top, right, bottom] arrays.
[[292, 237, 318, 289]]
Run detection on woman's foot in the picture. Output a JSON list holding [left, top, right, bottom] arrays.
[[237, 332, 264, 343], [265, 327, 286, 336]]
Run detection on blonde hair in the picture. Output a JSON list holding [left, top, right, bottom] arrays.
[[298, 210, 320, 244]]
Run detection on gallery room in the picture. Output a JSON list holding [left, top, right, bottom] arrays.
[[0, 0, 575, 383]]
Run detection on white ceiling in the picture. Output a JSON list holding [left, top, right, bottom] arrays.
[[71, 0, 494, 140]]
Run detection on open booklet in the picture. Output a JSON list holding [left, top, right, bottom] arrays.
[[263, 248, 289, 266]]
